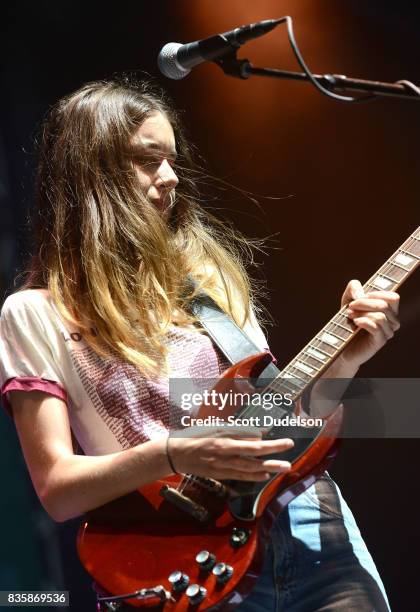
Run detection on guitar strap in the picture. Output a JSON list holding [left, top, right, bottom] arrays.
[[189, 288, 375, 432], [188, 290, 280, 381]]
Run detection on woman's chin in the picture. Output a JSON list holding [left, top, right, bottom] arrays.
[[151, 195, 175, 217]]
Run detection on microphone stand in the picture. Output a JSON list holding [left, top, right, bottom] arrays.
[[215, 52, 420, 102]]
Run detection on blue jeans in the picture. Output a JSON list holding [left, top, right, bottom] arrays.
[[95, 474, 390, 611], [236, 473, 390, 611]]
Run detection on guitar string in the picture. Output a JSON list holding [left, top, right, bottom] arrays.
[[176, 230, 420, 495], [177, 232, 420, 495], [236, 232, 420, 420], [268, 232, 420, 398], [267, 231, 420, 435], [178, 232, 420, 495]]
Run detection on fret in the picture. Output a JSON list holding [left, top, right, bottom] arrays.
[[320, 331, 344, 347], [307, 346, 329, 362], [278, 387, 302, 402], [282, 381, 301, 396], [280, 372, 306, 387], [302, 352, 327, 369], [327, 323, 353, 341], [292, 359, 320, 375], [335, 314, 356, 331], [404, 240, 420, 258], [401, 249, 419, 261], [283, 367, 312, 383], [287, 363, 312, 387], [378, 264, 407, 282], [311, 339, 336, 356], [371, 275, 395, 290], [334, 317, 354, 334], [269, 379, 298, 397], [327, 313, 353, 333], [377, 271, 398, 283], [273, 376, 305, 395], [390, 260, 411, 274], [394, 252, 415, 269]]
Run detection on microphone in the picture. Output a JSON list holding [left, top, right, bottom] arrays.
[[158, 18, 282, 80]]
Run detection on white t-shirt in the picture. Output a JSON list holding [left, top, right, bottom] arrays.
[[0, 289, 271, 456]]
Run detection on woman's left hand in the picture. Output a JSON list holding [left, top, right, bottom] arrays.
[[339, 279, 400, 369]]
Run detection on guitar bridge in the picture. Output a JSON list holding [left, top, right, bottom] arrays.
[[195, 477, 227, 498], [160, 485, 209, 522]]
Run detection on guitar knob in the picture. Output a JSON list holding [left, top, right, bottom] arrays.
[[168, 570, 189, 592], [186, 584, 207, 605], [230, 527, 250, 548], [212, 562, 234, 584], [195, 550, 216, 571]]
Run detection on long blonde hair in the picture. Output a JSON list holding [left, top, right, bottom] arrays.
[[26, 77, 261, 376]]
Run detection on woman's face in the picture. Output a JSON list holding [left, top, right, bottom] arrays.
[[131, 111, 179, 215]]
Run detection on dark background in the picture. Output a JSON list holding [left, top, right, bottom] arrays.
[[1, 1, 419, 610]]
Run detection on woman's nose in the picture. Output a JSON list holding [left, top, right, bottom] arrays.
[[157, 159, 179, 189]]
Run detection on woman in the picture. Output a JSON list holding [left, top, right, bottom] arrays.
[[0, 78, 399, 610]]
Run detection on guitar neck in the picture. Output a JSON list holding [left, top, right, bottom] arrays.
[[269, 227, 420, 399]]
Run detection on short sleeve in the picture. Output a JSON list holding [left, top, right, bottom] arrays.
[[0, 291, 68, 417]]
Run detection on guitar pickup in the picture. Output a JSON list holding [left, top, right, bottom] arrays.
[[195, 477, 227, 498], [160, 485, 209, 522]]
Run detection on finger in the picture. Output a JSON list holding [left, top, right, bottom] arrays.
[[388, 314, 400, 331], [221, 426, 265, 439], [181, 426, 264, 440], [361, 291, 400, 315], [208, 467, 273, 482], [352, 314, 394, 341], [347, 298, 389, 313], [225, 456, 292, 474], [348, 306, 400, 330], [261, 458, 293, 471], [341, 279, 364, 307], [348, 295, 399, 316], [225, 438, 295, 456]]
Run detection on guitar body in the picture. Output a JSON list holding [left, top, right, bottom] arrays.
[[77, 352, 343, 610]]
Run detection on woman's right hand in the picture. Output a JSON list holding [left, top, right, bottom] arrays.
[[167, 433, 294, 481]]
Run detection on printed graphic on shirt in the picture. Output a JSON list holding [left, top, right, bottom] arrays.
[[66, 326, 230, 448]]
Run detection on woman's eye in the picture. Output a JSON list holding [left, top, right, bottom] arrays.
[[134, 152, 177, 169], [136, 156, 160, 167]]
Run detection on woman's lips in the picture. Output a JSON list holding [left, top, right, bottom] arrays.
[[151, 192, 175, 212]]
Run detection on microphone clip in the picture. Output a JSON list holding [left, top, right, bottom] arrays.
[[213, 50, 252, 80]]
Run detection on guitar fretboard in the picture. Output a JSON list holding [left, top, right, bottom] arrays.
[[268, 227, 420, 400]]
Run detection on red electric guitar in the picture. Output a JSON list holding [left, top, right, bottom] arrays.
[[77, 227, 420, 610]]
